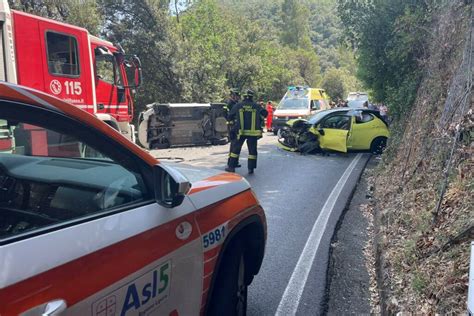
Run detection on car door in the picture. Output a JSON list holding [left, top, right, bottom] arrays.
[[318, 114, 351, 153], [93, 45, 129, 119], [0, 102, 203, 316], [38, 22, 92, 109], [347, 112, 377, 150]]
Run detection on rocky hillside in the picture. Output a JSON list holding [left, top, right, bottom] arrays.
[[372, 1, 473, 313]]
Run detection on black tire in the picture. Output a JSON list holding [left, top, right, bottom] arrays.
[[273, 128, 278, 135], [150, 138, 170, 149], [208, 241, 247, 316], [211, 138, 228, 146], [370, 137, 387, 155]]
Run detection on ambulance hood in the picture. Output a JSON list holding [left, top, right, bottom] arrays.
[[274, 109, 310, 116]]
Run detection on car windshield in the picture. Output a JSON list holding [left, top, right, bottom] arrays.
[[348, 100, 366, 108], [278, 98, 309, 110], [308, 111, 341, 125], [347, 93, 368, 102]]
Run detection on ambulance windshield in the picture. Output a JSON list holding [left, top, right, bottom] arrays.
[[278, 98, 309, 110]]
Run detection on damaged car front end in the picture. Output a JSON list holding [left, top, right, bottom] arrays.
[[278, 119, 320, 154], [277, 108, 390, 155]]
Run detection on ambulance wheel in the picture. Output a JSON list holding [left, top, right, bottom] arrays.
[[208, 241, 247, 316], [370, 137, 387, 155]]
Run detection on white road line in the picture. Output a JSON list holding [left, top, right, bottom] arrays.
[[275, 153, 363, 316]]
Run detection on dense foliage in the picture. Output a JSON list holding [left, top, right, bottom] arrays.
[[337, 0, 433, 118], [9, 0, 362, 114]]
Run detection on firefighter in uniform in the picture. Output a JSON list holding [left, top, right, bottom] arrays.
[[225, 89, 267, 174], [225, 88, 241, 167]]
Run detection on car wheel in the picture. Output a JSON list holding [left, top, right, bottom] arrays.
[[208, 241, 247, 316], [273, 129, 278, 135], [370, 137, 387, 155]]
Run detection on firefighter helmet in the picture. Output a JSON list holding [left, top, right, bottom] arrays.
[[244, 89, 255, 98]]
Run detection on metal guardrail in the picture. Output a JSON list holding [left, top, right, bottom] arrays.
[[468, 241, 474, 315]]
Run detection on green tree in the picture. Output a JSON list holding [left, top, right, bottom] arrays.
[[174, 0, 232, 101], [322, 68, 346, 100], [100, 0, 182, 112], [280, 0, 312, 49], [337, 0, 431, 112], [9, 0, 101, 34]]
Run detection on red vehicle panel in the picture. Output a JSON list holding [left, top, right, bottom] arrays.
[[13, 11, 93, 112], [6, 6, 142, 142], [91, 40, 132, 122]]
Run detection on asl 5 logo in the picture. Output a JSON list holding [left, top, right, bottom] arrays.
[[121, 262, 170, 315], [93, 261, 171, 316]]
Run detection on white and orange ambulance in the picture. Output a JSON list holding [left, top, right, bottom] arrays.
[[0, 82, 266, 316]]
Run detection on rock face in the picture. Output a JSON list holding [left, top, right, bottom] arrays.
[[373, 1, 473, 314]]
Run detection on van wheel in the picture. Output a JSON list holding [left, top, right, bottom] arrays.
[[370, 137, 387, 155], [208, 241, 247, 316], [211, 138, 228, 145], [150, 138, 170, 149]]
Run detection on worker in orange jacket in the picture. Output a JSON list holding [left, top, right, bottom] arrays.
[[266, 101, 274, 132]]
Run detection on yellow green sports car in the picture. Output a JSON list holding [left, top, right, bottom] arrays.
[[277, 108, 390, 154]]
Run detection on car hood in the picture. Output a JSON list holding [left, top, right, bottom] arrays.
[[274, 109, 310, 116], [164, 163, 252, 209], [285, 118, 309, 127]]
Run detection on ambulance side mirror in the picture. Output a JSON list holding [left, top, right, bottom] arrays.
[[153, 164, 191, 208]]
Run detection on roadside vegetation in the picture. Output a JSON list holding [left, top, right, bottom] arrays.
[[338, 0, 473, 313]]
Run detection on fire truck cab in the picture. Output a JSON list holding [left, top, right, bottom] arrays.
[[0, 0, 141, 142]]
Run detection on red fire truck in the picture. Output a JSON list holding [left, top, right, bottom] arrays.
[[0, 0, 142, 148]]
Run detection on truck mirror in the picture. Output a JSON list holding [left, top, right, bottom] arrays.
[[120, 55, 142, 89], [132, 56, 142, 87]]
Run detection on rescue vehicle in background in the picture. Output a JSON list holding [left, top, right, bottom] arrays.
[[0, 82, 267, 315], [272, 86, 331, 135], [0, 0, 142, 147]]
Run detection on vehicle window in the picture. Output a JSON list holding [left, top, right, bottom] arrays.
[[347, 93, 368, 102], [0, 119, 12, 153], [278, 98, 309, 110], [95, 54, 123, 86], [355, 113, 374, 124], [311, 100, 321, 110], [308, 110, 345, 125], [0, 117, 147, 240], [46, 32, 80, 76], [321, 115, 351, 130]]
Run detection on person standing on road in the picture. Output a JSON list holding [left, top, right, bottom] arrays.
[[379, 103, 389, 122], [225, 88, 241, 168], [266, 101, 274, 132], [226, 89, 268, 174]]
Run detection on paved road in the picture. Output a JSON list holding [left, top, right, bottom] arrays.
[[151, 134, 369, 315]]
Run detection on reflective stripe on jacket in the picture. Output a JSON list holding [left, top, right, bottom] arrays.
[[229, 99, 267, 138]]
